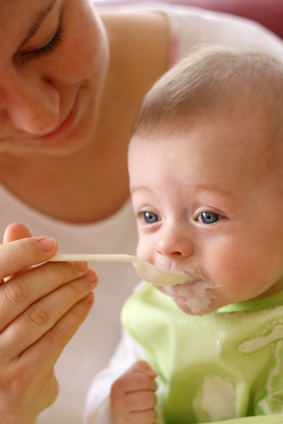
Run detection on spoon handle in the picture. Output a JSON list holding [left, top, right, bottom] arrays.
[[49, 254, 134, 263]]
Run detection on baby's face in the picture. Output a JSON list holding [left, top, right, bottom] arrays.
[[128, 112, 283, 315]]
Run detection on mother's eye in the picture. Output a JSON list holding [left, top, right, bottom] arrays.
[[27, 26, 62, 58], [198, 212, 220, 224], [142, 212, 160, 224]]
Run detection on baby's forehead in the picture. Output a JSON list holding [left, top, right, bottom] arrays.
[[130, 102, 283, 189]]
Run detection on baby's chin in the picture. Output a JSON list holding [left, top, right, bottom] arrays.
[[157, 279, 218, 316], [172, 298, 213, 316]]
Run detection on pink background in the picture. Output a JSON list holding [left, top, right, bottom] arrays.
[[96, 0, 283, 41]]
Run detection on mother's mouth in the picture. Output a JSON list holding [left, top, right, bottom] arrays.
[[37, 96, 79, 142]]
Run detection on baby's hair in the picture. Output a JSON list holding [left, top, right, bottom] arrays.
[[132, 45, 283, 139]]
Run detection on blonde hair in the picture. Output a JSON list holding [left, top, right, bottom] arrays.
[[132, 45, 283, 139]]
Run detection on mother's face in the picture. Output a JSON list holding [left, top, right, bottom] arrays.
[[0, 0, 109, 155]]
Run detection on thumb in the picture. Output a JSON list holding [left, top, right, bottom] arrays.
[[127, 360, 157, 379], [3, 223, 34, 281], [3, 223, 33, 244]]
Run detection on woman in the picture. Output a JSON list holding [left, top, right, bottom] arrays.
[[0, 1, 282, 423]]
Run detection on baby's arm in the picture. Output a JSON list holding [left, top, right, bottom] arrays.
[[111, 360, 157, 424]]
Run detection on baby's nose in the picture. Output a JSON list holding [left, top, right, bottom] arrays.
[[156, 224, 193, 259]]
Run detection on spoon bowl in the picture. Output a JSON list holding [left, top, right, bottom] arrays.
[[49, 254, 191, 286]]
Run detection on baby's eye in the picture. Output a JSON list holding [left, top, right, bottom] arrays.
[[198, 212, 220, 224], [142, 212, 160, 224]]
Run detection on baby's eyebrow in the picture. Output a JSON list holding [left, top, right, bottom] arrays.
[[130, 187, 153, 195], [131, 184, 232, 197], [17, 0, 56, 51], [191, 183, 232, 197]]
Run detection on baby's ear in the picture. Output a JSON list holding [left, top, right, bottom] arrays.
[[126, 360, 157, 378]]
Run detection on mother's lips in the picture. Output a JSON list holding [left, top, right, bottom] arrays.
[[37, 97, 78, 141]]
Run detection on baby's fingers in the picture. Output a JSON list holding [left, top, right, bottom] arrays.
[[130, 408, 157, 424], [126, 360, 157, 380], [112, 369, 157, 395], [111, 385, 157, 424], [126, 390, 157, 411]]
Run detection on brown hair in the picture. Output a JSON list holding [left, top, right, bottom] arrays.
[[132, 45, 283, 139]]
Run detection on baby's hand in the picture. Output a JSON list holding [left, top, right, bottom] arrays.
[[111, 360, 158, 424]]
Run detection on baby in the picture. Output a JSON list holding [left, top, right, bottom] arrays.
[[85, 46, 283, 424]]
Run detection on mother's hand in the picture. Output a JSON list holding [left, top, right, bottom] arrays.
[[0, 223, 97, 424]]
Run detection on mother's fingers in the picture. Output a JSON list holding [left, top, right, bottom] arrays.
[[0, 289, 96, 422], [0, 261, 89, 331], [17, 291, 95, 377], [0, 269, 97, 362], [3, 223, 32, 244], [0, 236, 58, 280], [3, 224, 34, 282]]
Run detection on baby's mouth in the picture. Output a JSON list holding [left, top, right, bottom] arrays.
[[152, 263, 218, 315], [154, 262, 204, 285], [137, 259, 194, 286], [172, 278, 210, 294]]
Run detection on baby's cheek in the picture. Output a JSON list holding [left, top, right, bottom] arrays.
[[214, 252, 256, 297], [136, 243, 145, 260], [136, 240, 154, 264]]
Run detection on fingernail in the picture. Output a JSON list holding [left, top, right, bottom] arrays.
[[86, 269, 97, 282], [73, 261, 88, 272], [37, 237, 56, 252]]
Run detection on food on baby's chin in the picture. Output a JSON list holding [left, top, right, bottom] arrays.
[[170, 280, 216, 315]]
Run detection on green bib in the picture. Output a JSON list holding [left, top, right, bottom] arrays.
[[122, 283, 283, 424]]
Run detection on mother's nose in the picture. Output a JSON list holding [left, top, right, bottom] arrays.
[[156, 223, 194, 259], [0, 70, 60, 134]]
